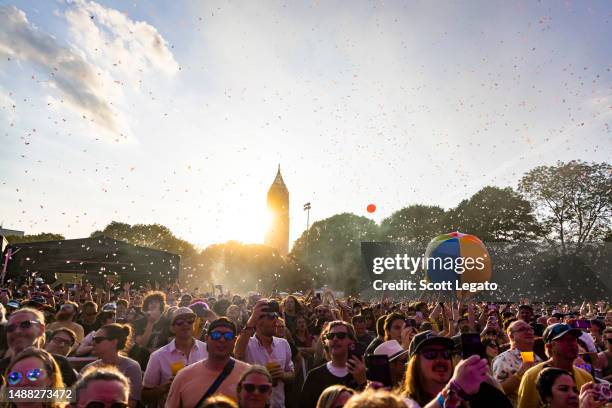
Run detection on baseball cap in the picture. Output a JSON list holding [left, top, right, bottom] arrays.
[[7, 300, 20, 309], [374, 340, 409, 362], [102, 303, 117, 311], [408, 330, 455, 357], [542, 323, 581, 343], [171, 307, 196, 323], [207, 317, 237, 335], [31, 296, 47, 305]]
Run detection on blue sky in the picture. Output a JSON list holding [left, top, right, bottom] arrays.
[[0, 0, 610, 248]]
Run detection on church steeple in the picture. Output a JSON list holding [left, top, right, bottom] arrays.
[[265, 166, 289, 256]]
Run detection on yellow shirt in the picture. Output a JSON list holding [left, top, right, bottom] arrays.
[[517, 362, 593, 408]]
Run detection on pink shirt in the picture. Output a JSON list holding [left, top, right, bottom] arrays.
[[245, 335, 294, 408], [143, 338, 208, 407]]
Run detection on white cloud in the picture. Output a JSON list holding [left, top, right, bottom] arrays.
[[0, 2, 178, 138], [0, 5, 124, 134], [64, 0, 179, 84]]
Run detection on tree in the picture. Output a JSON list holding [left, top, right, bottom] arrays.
[[5, 233, 65, 244], [519, 161, 612, 254], [379, 205, 446, 243], [290, 213, 379, 293], [444, 186, 542, 242]]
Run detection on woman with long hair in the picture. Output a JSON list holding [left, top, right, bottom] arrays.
[[315, 385, 355, 408], [281, 296, 302, 336], [294, 315, 315, 353], [1, 347, 64, 408], [236, 365, 273, 408], [81, 323, 142, 408], [482, 339, 500, 368], [75, 311, 116, 356]]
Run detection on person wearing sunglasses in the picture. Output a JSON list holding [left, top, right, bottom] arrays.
[[75, 311, 116, 357], [235, 365, 274, 408], [0, 308, 77, 388], [300, 321, 366, 408], [166, 318, 251, 408], [81, 324, 141, 408], [400, 331, 492, 408], [74, 366, 130, 408], [0, 347, 64, 408], [142, 307, 208, 408], [234, 299, 295, 408]]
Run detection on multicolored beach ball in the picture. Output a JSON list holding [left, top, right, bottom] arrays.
[[425, 231, 492, 287]]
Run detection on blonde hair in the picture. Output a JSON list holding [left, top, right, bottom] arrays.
[[316, 385, 355, 408], [343, 389, 406, 408], [1, 347, 64, 408], [200, 395, 238, 408], [237, 365, 273, 395]]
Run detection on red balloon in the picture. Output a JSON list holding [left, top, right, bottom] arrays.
[[366, 204, 376, 213]]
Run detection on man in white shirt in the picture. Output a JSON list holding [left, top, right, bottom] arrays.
[[235, 299, 294, 408], [142, 307, 208, 407], [492, 319, 541, 405]]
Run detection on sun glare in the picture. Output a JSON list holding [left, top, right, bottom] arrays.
[[220, 205, 273, 245]]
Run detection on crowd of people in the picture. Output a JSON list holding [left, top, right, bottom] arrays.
[[0, 278, 610, 408]]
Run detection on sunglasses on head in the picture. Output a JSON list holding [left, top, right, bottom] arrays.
[[261, 312, 279, 320], [85, 402, 129, 408], [209, 331, 235, 341], [420, 349, 452, 360], [242, 383, 272, 393], [174, 318, 195, 327], [93, 336, 110, 344], [7, 368, 47, 385], [6, 320, 39, 333], [325, 332, 348, 340]]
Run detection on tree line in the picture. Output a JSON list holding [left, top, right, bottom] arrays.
[[5, 160, 611, 295]]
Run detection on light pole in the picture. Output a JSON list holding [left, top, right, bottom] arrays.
[[303, 202, 311, 263]]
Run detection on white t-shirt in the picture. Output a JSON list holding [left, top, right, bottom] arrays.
[[326, 361, 349, 377]]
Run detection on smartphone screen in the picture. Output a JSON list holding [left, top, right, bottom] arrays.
[[571, 320, 592, 329], [365, 355, 392, 387], [460, 333, 485, 359]]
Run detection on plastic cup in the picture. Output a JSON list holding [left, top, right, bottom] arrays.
[[170, 361, 185, 376], [520, 351, 534, 362], [265, 361, 280, 385]]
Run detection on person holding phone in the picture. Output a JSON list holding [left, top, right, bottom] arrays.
[[373, 340, 409, 388], [234, 299, 295, 408], [300, 321, 366, 408], [400, 331, 506, 408]]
